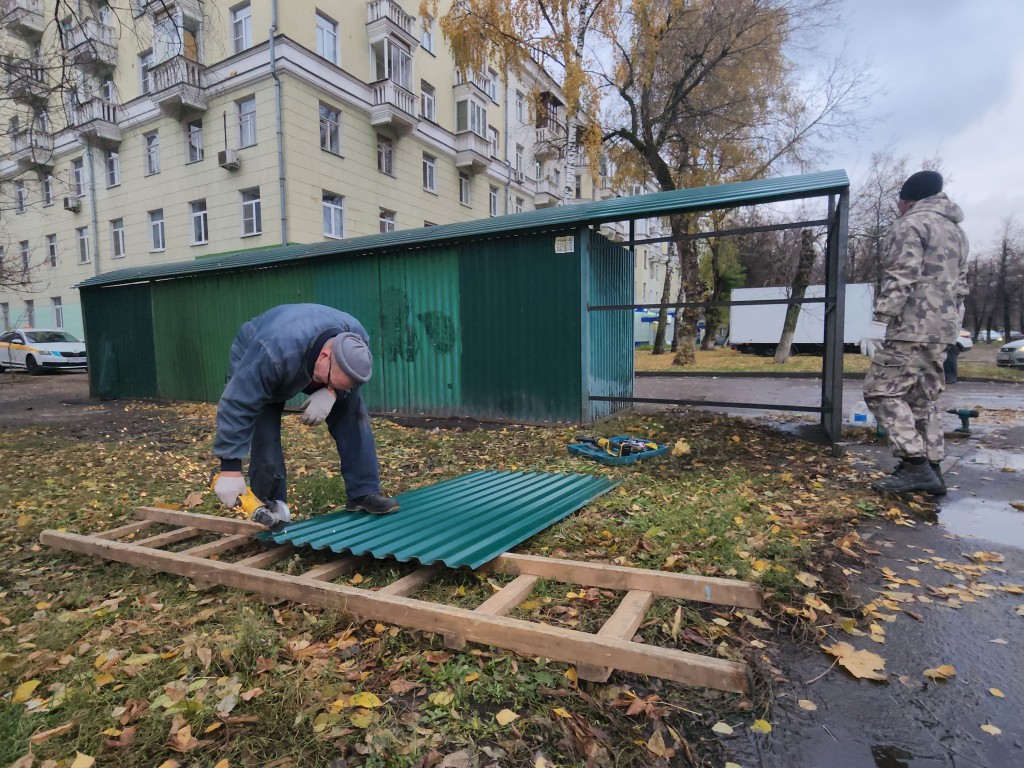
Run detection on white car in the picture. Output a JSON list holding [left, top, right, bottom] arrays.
[[0, 328, 88, 374], [955, 329, 973, 353], [996, 338, 1024, 368]]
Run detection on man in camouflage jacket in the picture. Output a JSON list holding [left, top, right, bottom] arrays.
[[863, 170, 970, 494]]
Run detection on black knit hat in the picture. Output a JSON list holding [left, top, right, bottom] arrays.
[[899, 170, 943, 201], [331, 332, 372, 384]]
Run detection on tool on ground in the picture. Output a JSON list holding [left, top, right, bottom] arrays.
[[946, 408, 979, 436], [573, 435, 660, 457], [210, 472, 276, 526]]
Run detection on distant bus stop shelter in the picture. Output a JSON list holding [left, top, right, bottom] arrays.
[[77, 170, 850, 442]]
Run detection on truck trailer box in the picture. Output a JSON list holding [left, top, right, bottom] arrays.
[[730, 283, 874, 355]]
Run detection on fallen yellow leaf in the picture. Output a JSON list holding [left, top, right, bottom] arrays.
[[350, 692, 382, 708], [552, 707, 572, 718], [798, 699, 817, 711], [981, 723, 1002, 736], [213, 761, 229, 768], [821, 641, 887, 681], [70, 753, 95, 768], [30, 721, 75, 744], [711, 721, 734, 735], [428, 691, 454, 707], [672, 439, 691, 457], [464, 673, 479, 683], [495, 709, 519, 726], [924, 664, 957, 681], [751, 719, 772, 734], [12, 680, 41, 704], [989, 688, 1005, 698]]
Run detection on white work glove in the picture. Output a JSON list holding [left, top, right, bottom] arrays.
[[300, 387, 336, 426], [859, 320, 888, 358], [214, 473, 247, 508]]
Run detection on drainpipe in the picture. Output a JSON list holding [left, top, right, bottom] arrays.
[[503, 80, 510, 214], [270, 0, 287, 245], [85, 144, 100, 276]]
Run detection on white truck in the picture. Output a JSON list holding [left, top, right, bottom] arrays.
[[729, 283, 875, 356]]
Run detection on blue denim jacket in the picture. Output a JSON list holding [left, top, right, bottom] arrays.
[[214, 304, 369, 462]]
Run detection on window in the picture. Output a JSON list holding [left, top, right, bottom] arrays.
[[514, 196, 524, 214], [241, 188, 261, 236], [15, 181, 26, 213], [458, 172, 470, 205], [101, 77, 115, 102], [534, 160, 541, 181], [376, 134, 393, 175], [319, 103, 340, 154], [455, 98, 486, 136], [315, 12, 338, 64], [371, 38, 411, 89], [323, 192, 343, 239], [76, 226, 90, 263], [106, 147, 120, 186], [575, 175, 582, 199], [379, 208, 396, 233], [149, 210, 165, 251], [488, 125, 499, 157], [72, 158, 85, 195], [422, 153, 436, 192], [190, 201, 208, 244], [486, 68, 498, 101], [489, 185, 498, 216], [111, 218, 125, 258], [20, 241, 30, 274], [25, 300, 35, 327], [42, 174, 53, 206], [237, 97, 257, 147], [515, 91, 524, 122], [52, 297, 63, 328], [46, 234, 57, 267], [421, 15, 434, 52], [231, 2, 252, 53], [420, 81, 435, 120], [186, 120, 204, 162], [144, 132, 160, 175], [36, 109, 49, 133], [514, 144, 523, 174], [139, 49, 154, 95]]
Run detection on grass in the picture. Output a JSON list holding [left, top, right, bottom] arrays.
[[635, 345, 1024, 382], [0, 401, 895, 767]]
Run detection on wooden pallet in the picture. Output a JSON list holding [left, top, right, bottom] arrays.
[[41, 507, 763, 693]]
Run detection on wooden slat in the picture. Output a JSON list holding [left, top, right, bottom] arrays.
[[135, 526, 202, 549], [577, 590, 656, 682], [446, 574, 538, 651], [94, 520, 157, 541], [235, 545, 294, 569], [377, 566, 439, 597], [485, 553, 763, 609], [181, 534, 252, 559], [135, 507, 265, 535], [301, 558, 356, 582], [40, 530, 750, 693]]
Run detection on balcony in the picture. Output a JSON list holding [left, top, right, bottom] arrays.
[[369, 79, 418, 136], [534, 176, 561, 208], [366, 0, 418, 49], [150, 56, 207, 117], [598, 176, 616, 200], [8, 129, 53, 171], [534, 117, 566, 159], [67, 18, 118, 71], [3, 56, 48, 102], [454, 131, 490, 173], [145, 0, 202, 21], [3, 0, 45, 38], [74, 98, 121, 144]]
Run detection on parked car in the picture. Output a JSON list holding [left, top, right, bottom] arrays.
[[975, 330, 1004, 342], [955, 329, 973, 353], [996, 338, 1024, 368], [0, 328, 87, 374]]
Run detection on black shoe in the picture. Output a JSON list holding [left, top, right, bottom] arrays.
[[929, 462, 948, 496], [872, 460, 944, 495], [346, 493, 400, 515]]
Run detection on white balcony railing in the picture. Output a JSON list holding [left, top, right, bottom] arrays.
[[4, 0, 45, 36], [151, 56, 205, 91], [11, 129, 53, 154], [76, 98, 119, 125], [367, 0, 416, 37], [371, 79, 416, 116], [66, 17, 115, 49]]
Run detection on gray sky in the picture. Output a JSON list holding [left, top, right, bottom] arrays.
[[821, 0, 1024, 252]]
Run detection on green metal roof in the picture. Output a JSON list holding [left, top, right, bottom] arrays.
[[78, 170, 849, 289], [257, 470, 618, 569]]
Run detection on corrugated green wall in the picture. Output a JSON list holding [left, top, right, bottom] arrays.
[[82, 283, 157, 399], [459, 232, 583, 421], [586, 233, 634, 421]]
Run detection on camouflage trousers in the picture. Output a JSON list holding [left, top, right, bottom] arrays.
[[864, 341, 948, 462]]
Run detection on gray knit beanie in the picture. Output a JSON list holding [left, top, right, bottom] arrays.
[[331, 332, 372, 384]]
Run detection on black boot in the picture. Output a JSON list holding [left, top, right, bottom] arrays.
[[872, 459, 944, 495], [929, 462, 947, 496]]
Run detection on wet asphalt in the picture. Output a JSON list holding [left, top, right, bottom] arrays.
[[637, 374, 1024, 768]]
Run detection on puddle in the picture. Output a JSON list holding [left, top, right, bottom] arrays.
[[938, 496, 1024, 547], [966, 447, 1024, 471]]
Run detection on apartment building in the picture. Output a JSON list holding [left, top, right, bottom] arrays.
[[0, 0, 669, 337]]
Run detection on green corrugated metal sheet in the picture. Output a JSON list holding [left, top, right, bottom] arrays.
[[586, 233, 634, 421], [77, 171, 850, 290], [81, 283, 157, 399], [459, 233, 582, 421], [258, 470, 618, 569]]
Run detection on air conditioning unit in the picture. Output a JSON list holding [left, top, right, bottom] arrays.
[[63, 196, 81, 212], [218, 148, 241, 170], [513, 169, 525, 184]]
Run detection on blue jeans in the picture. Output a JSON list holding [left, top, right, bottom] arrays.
[[249, 389, 382, 502]]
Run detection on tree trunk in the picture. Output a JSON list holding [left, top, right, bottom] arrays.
[[1000, 238, 1011, 340], [651, 258, 674, 355], [701, 240, 723, 350], [671, 214, 700, 366], [774, 230, 816, 364]]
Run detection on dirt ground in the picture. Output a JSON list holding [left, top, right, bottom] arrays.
[[0, 371, 136, 433]]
